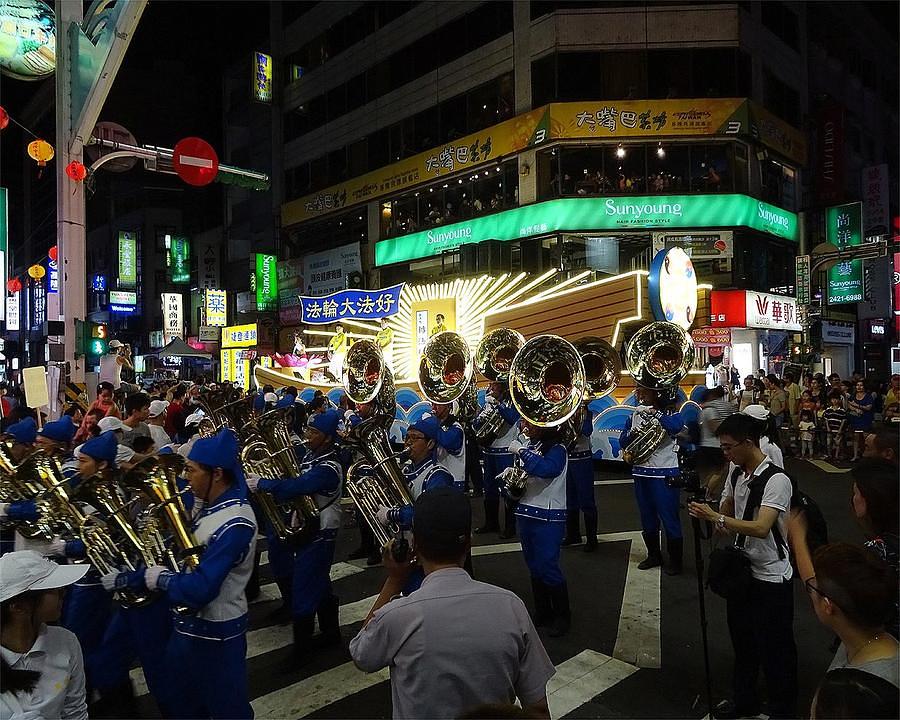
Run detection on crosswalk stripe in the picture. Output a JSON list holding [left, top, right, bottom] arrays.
[[251, 661, 390, 718], [547, 650, 639, 718], [806, 459, 851, 473], [612, 532, 662, 669]]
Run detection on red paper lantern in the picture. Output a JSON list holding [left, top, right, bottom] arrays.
[[0, 107, 8, 131], [65, 161, 87, 182], [6, 278, 22, 293], [48, 246, 58, 262]]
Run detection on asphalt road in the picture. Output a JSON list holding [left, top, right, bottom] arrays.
[[133, 457, 862, 719]]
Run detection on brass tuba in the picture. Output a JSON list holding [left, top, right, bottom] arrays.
[[503, 335, 586, 499], [241, 409, 320, 546], [417, 331, 474, 406], [343, 340, 413, 555], [0, 445, 49, 539], [620, 321, 695, 465], [473, 328, 525, 446], [562, 336, 622, 446], [120, 454, 203, 571]]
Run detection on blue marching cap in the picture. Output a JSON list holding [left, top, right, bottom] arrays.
[[38, 417, 77, 443], [188, 428, 239, 471], [6, 417, 37, 444], [308, 409, 340, 439], [253, 393, 266, 411], [276, 395, 294, 410], [79, 431, 119, 467], [410, 414, 441, 441]]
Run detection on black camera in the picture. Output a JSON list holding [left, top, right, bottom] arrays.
[[669, 446, 703, 496]]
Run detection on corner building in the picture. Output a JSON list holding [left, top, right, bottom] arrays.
[[273, 1, 898, 379]]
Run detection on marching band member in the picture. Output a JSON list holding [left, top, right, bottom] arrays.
[[345, 401, 381, 566], [502, 421, 571, 637], [619, 388, 685, 575], [563, 407, 598, 552], [427, 402, 466, 493], [249, 410, 343, 660], [103, 428, 257, 719], [473, 381, 520, 539], [327, 324, 349, 382], [0, 550, 90, 720]]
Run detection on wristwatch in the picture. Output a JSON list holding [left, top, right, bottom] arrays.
[[716, 514, 727, 530]]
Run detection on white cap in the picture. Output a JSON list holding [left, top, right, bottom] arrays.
[[97, 416, 128, 432], [108, 340, 123, 348], [148, 400, 169, 417], [184, 410, 206, 426], [742, 404, 770, 421], [0, 551, 89, 603], [264, 392, 278, 404]]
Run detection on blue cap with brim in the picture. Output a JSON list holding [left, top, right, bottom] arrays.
[[276, 396, 294, 410], [410, 414, 441, 441], [6, 417, 37, 444], [79, 431, 119, 467], [38, 417, 76, 443], [308, 409, 340, 439], [188, 428, 247, 496]]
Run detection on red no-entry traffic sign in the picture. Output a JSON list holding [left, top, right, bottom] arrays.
[[172, 137, 219, 187]]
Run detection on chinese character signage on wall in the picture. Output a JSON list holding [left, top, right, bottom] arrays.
[[195, 235, 220, 290], [710, 290, 802, 331], [255, 254, 278, 312], [6, 294, 19, 331], [31, 279, 45, 330], [826, 202, 863, 305], [91, 274, 107, 292], [168, 236, 191, 284], [161, 293, 183, 343], [118, 231, 137, 287], [222, 323, 258, 348], [299, 283, 404, 324], [277, 258, 304, 325], [252, 51, 273, 103], [149, 330, 164, 349], [651, 231, 734, 260], [795, 254, 811, 306], [205, 289, 227, 327], [302, 242, 363, 297], [861, 164, 889, 234], [47, 259, 59, 293]]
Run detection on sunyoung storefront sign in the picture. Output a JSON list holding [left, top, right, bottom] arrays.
[[299, 284, 404, 324], [375, 195, 798, 266]]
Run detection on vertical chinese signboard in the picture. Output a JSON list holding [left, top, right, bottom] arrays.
[[196, 236, 220, 290], [795, 254, 811, 306], [255, 253, 278, 312], [169, 236, 191, 284], [162, 293, 184, 343], [118, 231, 137, 287], [205, 289, 227, 327], [826, 202, 864, 304], [252, 51, 273, 103]]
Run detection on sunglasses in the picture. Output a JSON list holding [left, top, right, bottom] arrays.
[[804, 577, 834, 605]]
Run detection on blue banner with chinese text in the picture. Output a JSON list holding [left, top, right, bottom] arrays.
[[299, 284, 404, 324]]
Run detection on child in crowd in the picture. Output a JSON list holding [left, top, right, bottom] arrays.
[[799, 390, 817, 416], [798, 409, 816, 459], [822, 390, 848, 461]]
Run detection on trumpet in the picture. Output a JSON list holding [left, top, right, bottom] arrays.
[[343, 340, 413, 558], [241, 409, 320, 546], [473, 328, 524, 446]]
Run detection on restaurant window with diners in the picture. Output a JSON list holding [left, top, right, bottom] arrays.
[[284, 209, 368, 257], [379, 159, 519, 239], [536, 140, 750, 199]]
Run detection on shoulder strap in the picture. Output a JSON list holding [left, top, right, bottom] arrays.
[[735, 464, 788, 558]]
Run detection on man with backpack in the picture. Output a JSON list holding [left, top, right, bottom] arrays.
[[688, 413, 798, 719]]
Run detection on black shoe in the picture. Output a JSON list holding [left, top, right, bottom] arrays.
[[315, 595, 341, 647], [366, 550, 382, 566], [638, 555, 662, 570], [583, 509, 598, 552], [547, 582, 571, 637], [583, 539, 598, 553], [561, 535, 582, 547], [347, 546, 368, 561], [474, 524, 500, 534], [664, 537, 683, 576], [292, 614, 316, 661], [531, 579, 553, 627], [639, 530, 662, 570], [712, 699, 759, 719]]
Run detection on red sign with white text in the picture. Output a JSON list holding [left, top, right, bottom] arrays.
[[710, 290, 801, 331]]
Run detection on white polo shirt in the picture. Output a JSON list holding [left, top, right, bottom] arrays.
[[721, 457, 793, 583], [0, 624, 88, 720], [350, 567, 555, 719]]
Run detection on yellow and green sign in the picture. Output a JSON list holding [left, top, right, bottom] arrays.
[[826, 202, 864, 305], [252, 51, 272, 103], [375, 194, 798, 266], [118, 231, 137, 287]]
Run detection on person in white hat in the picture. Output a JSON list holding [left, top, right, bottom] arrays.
[[96, 416, 142, 469], [742, 404, 785, 467], [98, 340, 132, 391], [0, 551, 89, 720], [146, 399, 172, 450]]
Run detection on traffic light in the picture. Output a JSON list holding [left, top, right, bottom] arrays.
[[74, 319, 85, 355], [87, 322, 108, 357]]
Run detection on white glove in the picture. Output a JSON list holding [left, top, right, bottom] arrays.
[[245, 473, 262, 492], [0, 502, 9, 518], [100, 571, 121, 592], [144, 565, 170, 591], [45, 538, 67, 557], [506, 439, 524, 455], [375, 505, 391, 527]]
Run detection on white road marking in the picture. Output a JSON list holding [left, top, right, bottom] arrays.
[[807, 459, 851, 474], [612, 532, 662, 669], [547, 650, 639, 718]]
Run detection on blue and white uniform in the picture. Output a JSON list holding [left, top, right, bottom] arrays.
[[474, 395, 521, 499], [566, 409, 596, 514], [386, 455, 455, 530], [513, 440, 568, 586], [258, 446, 343, 619], [430, 413, 466, 493], [620, 406, 684, 540]]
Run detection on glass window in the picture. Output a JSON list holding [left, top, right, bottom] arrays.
[[502, 160, 518, 207], [558, 53, 602, 101], [537, 148, 560, 199], [692, 48, 738, 97], [646, 143, 688, 193], [599, 51, 647, 100], [733, 142, 749, 193], [689, 145, 731, 192], [532, 54, 556, 106], [559, 147, 605, 195], [607, 144, 647, 194]]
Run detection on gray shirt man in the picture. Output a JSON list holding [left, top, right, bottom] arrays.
[[350, 567, 555, 719]]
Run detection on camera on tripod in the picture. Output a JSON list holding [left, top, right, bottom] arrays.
[[670, 446, 704, 498]]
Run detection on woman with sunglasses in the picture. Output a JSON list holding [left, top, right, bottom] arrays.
[[805, 543, 898, 687]]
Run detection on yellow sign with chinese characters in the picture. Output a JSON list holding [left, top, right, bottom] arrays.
[[221, 323, 258, 348], [253, 52, 273, 103]]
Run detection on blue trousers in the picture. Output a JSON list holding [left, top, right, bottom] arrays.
[[518, 518, 566, 587], [483, 452, 514, 498], [566, 455, 596, 511], [165, 631, 252, 719], [292, 530, 337, 617], [633, 475, 682, 538], [62, 583, 118, 691]]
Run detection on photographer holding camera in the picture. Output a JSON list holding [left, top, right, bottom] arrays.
[[688, 413, 797, 719]]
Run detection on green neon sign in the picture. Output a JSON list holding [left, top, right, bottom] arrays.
[[118, 231, 137, 286], [168, 236, 191, 284], [825, 202, 864, 305], [255, 253, 278, 312], [375, 194, 798, 266]]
